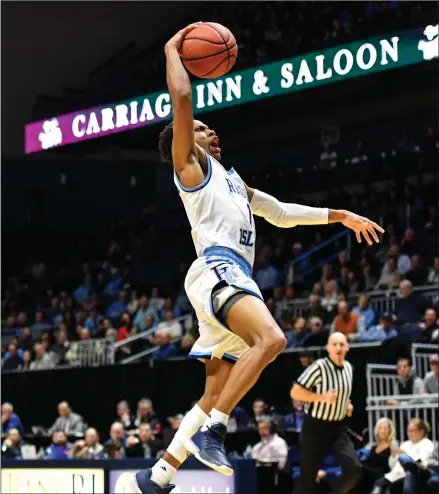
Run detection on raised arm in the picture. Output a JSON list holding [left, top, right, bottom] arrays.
[[245, 185, 384, 245], [165, 23, 205, 188]]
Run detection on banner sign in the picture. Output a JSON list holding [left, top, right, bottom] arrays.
[[25, 24, 438, 154], [110, 469, 235, 493], [1, 468, 105, 494]]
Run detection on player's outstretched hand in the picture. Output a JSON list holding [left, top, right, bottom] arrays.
[[165, 22, 203, 52], [341, 211, 385, 245]]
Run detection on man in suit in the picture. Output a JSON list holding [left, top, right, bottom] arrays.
[[48, 401, 84, 435]]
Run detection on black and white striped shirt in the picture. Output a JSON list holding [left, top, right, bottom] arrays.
[[296, 357, 353, 422]]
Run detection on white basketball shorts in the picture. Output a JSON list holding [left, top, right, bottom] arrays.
[[185, 246, 263, 364]]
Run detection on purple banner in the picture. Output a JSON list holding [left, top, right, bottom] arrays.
[[24, 91, 172, 154], [110, 469, 234, 493]]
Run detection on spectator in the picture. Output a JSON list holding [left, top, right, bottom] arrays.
[[373, 418, 434, 494], [229, 406, 251, 429], [321, 280, 338, 316], [19, 327, 34, 352], [71, 427, 105, 459], [21, 350, 32, 371], [116, 400, 136, 432], [133, 296, 158, 331], [423, 354, 438, 394], [388, 358, 425, 405], [150, 332, 177, 361], [127, 290, 139, 315], [359, 256, 377, 291], [2, 337, 23, 360], [51, 328, 70, 365], [303, 317, 328, 347], [117, 312, 132, 342], [405, 255, 428, 287], [29, 342, 55, 371], [287, 316, 308, 347], [338, 266, 358, 295], [321, 264, 335, 288], [286, 242, 310, 285], [352, 294, 376, 329], [249, 398, 267, 430], [48, 401, 85, 435], [284, 399, 305, 431], [400, 228, 420, 257], [389, 245, 412, 275], [331, 301, 364, 339], [2, 343, 24, 371], [84, 308, 102, 336], [125, 423, 164, 458], [73, 274, 94, 302], [134, 399, 160, 433], [254, 255, 280, 294], [417, 308, 439, 343], [41, 430, 72, 460], [106, 290, 128, 320], [299, 351, 315, 370], [427, 257, 439, 285], [394, 280, 428, 325], [376, 257, 399, 290], [159, 297, 181, 320], [1, 428, 24, 459], [1, 403, 24, 436], [355, 418, 397, 493], [251, 416, 288, 469], [359, 312, 398, 342], [105, 422, 126, 458], [155, 311, 182, 339], [304, 295, 328, 325], [148, 286, 165, 312]]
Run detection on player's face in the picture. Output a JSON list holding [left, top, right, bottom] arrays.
[[193, 120, 221, 160]]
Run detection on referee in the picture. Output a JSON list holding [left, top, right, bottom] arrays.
[[291, 332, 362, 494]]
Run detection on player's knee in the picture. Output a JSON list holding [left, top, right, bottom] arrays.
[[262, 330, 287, 359]]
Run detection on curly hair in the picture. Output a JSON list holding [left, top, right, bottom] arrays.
[[158, 121, 174, 164]]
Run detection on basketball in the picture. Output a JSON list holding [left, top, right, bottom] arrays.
[[181, 22, 238, 79]]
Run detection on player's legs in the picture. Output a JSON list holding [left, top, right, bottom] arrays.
[[196, 295, 286, 473], [122, 358, 233, 493]]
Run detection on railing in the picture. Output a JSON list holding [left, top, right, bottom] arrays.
[[366, 364, 399, 399], [65, 338, 115, 367], [411, 343, 438, 377], [285, 229, 352, 282], [279, 284, 439, 318], [366, 394, 438, 443], [114, 314, 194, 364]]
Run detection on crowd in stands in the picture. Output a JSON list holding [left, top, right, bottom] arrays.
[[3, 347, 438, 492], [49, 1, 436, 111]]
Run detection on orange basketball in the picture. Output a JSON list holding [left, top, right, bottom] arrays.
[[181, 22, 238, 79]]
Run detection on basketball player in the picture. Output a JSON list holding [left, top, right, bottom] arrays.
[[118, 22, 384, 494]]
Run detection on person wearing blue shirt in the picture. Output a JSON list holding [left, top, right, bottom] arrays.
[[284, 399, 305, 431], [84, 308, 103, 336], [1, 403, 24, 436], [73, 275, 94, 302], [359, 313, 398, 342], [254, 255, 280, 292], [134, 296, 159, 331], [352, 294, 376, 330], [105, 291, 129, 320], [150, 333, 177, 361]]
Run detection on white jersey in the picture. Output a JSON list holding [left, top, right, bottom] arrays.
[[174, 150, 255, 269]]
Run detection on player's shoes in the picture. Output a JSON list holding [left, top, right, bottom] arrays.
[[194, 423, 234, 476], [114, 469, 175, 494]]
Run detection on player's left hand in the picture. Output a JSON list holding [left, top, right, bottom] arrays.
[[341, 211, 385, 245], [346, 400, 354, 417]]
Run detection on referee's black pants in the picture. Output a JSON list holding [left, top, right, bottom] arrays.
[[293, 415, 362, 494]]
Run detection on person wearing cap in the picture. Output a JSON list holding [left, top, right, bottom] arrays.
[[423, 354, 439, 394], [358, 312, 398, 342]]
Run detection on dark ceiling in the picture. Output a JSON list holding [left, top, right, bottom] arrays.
[[1, 1, 203, 156]]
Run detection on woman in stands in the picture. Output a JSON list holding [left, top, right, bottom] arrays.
[[372, 418, 434, 494], [355, 418, 397, 493]]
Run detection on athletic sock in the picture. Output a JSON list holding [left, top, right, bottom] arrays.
[[201, 407, 229, 431], [151, 405, 208, 487], [150, 459, 176, 487]]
